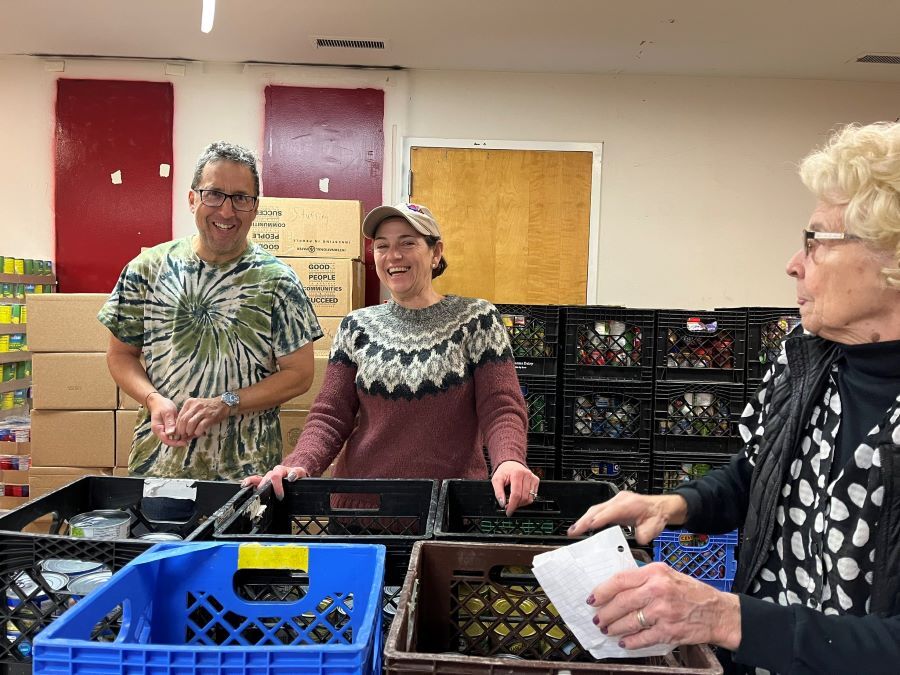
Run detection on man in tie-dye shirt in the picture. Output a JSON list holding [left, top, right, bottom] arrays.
[[99, 141, 322, 480]]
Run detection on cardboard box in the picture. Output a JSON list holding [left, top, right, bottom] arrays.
[[113, 467, 130, 477], [315, 316, 342, 357], [281, 258, 364, 317], [26, 293, 110, 352], [0, 469, 29, 484], [32, 352, 117, 410], [0, 442, 29, 455], [28, 465, 113, 498], [115, 409, 138, 467], [279, 409, 309, 459], [118, 389, 140, 410], [250, 197, 363, 259], [0, 495, 29, 511], [30, 410, 115, 468], [282, 355, 327, 410]]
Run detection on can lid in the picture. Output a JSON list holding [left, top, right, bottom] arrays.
[[41, 558, 106, 575], [66, 570, 113, 596], [138, 532, 183, 541]]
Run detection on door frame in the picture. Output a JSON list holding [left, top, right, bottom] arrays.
[[401, 137, 603, 304]]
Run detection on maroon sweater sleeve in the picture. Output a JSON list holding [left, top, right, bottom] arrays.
[[476, 359, 529, 471], [282, 361, 359, 476]]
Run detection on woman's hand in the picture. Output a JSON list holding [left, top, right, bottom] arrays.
[[568, 491, 688, 544], [586, 562, 741, 651], [491, 460, 540, 516], [241, 464, 309, 499]]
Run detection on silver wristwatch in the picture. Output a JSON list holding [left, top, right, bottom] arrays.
[[221, 391, 240, 412]]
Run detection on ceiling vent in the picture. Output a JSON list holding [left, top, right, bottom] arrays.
[[856, 53, 900, 65], [314, 37, 386, 50]]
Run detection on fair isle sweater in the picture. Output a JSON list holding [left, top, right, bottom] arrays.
[[284, 295, 529, 479]]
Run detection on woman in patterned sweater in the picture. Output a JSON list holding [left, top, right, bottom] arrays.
[[568, 121, 900, 673], [245, 202, 539, 515]]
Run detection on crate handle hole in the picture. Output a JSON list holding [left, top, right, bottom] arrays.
[[233, 569, 310, 602], [330, 492, 382, 512]]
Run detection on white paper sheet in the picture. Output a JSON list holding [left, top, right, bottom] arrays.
[[532, 526, 673, 659]]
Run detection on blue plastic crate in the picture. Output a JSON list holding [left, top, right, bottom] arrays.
[[32, 542, 385, 674], [653, 529, 738, 592]]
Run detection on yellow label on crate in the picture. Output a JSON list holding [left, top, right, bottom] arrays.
[[237, 543, 309, 571]]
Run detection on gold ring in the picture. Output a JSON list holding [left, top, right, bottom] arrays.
[[636, 608, 648, 630]]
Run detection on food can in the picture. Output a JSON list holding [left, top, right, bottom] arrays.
[[13, 259, 24, 275], [41, 559, 108, 576], [69, 510, 131, 539], [66, 569, 113, 598], [137, 532, 183, 542]]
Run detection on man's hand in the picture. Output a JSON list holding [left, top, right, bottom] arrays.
[[491, 460, 540, 516], [242, 465, 309, 499], [173, 396, 232, 441], [147, 393, 187, 447]]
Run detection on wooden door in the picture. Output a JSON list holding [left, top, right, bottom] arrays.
[[410, 147, 592, 304]]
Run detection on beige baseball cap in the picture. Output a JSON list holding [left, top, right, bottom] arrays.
[[362, 202, 442, 239]]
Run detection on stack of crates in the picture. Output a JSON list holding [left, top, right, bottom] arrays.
[[745, 307, 802, 405], [496, 304, 563, 479], [652, 309, 747, 495], [559, 307, 656, 494]]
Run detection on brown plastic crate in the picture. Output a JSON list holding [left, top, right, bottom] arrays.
[[385, 541, 723, 674]]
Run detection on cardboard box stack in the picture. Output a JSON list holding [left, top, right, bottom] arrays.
[[251, 197, 365, 465], [27, 294, 115, 497]]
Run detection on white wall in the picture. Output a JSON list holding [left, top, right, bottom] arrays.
[[3, 55, 899, 307]]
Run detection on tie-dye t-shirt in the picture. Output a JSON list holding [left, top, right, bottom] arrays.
[[98, 237, 322, 480]]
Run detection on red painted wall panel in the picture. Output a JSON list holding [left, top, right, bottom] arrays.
[[263, 86, 384, 305], [55, 79, 174, 293]]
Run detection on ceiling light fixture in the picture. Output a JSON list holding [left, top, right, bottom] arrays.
[[201, 0, 215, 34]]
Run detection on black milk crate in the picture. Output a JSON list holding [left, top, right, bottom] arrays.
[[655, 309, 747, 382], [435, 479, 617, 543], [0, 533, 147, 671], [562, 377, 653, 446], [651, 450, 735, 494], [0, 476, 247, 672], [518, 374, 560, 448], [496, 304, 562, 377], [563, 306, 655, 381], [745, 376, 764, 406], [653, 381, 745, 454], [526, 445, 559, 481], [561, 442, 652, 494], [213, 478, 438, 639], [481, 445, 558, 480], [747, 307, 801, 379], [384, 541, 722, 673]]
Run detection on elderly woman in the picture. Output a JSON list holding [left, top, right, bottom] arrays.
[[569, 121, 900, 674], [245, 202, 539, 515]]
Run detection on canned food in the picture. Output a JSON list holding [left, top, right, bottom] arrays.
[[137, 532, 184, 542], [69, 510, 131, 539], [67, 569, 113, 597], [41, 559, 108, 576]]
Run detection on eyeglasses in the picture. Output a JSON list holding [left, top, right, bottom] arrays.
[[803, 229, 861, 257], [194, 189, 258, 212]]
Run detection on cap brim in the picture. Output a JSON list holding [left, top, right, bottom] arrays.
[[362, 206, 409, 239]]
